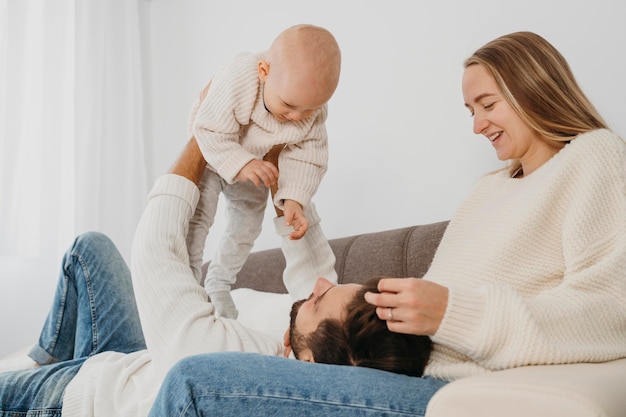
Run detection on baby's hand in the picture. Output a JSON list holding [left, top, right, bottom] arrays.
[[283, 200, 309, 240], [236, 160, 279, 187]]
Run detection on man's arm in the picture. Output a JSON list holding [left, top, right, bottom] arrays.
[[131, 138, 283, 378], [168, 137, 206, 186]]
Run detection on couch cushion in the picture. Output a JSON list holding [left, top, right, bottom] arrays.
[[333, 221, 448, 285]]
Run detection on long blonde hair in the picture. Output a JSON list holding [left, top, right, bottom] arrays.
[[465, 31, 607, 144]]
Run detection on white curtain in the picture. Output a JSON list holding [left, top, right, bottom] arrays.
[[73, 0, 148, 260], [0, 0, 147, 357]]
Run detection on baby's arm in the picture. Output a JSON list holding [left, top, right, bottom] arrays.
[[192, 54, 261, 183], [263, 145, 309, 239], [272, 111, 329, 228]]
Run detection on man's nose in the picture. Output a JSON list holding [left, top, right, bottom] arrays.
[[313, 277, 333, 296]]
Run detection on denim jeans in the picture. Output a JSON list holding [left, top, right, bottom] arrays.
[[150, 352, 448, 417], [0, 232, 146, 417]]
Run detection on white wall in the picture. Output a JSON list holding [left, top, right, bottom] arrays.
[[141, 0, 626, 256], [1, 0, 624, 359]]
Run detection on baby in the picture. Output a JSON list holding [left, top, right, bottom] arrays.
[[187, 24, 341, 318]]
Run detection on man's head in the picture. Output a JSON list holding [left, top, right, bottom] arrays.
[[287, 277, 433, 377], [258, 24, 341, 122]]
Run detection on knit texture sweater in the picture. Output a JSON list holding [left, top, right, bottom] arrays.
[[424, 129, 626, 381], [61, 175, 284, 417], [190, 52, 329, 209]]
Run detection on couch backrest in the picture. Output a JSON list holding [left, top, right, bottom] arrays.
[[228, 221, 449, 293]]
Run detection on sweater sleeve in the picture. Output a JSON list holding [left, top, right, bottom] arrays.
[[192, 53, 260, 183], [131, 174, 283, 378], [431, 131, 626, 371], [274, 106, 329, 208]]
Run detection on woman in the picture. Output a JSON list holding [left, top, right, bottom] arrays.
[[150, 31, 626, 416]]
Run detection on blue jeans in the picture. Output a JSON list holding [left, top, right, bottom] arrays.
[[0, 232, 146, 417], [150, 352, 448, 417]]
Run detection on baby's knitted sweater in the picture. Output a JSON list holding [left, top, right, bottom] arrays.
[[190, 52, 328, 209], [61, 175, 284, 417], [424, 129, 626, 381]]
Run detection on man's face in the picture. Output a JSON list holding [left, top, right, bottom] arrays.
[[287, 277, 360, 362]]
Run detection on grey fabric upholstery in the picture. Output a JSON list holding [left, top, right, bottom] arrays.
[[205, 220, 449, 294]]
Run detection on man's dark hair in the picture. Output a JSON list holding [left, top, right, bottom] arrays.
[[289, 277, 433, 377]]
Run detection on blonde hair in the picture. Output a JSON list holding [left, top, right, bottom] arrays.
[[464, 31, 607, 145]]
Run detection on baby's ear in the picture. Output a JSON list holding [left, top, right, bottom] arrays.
[[258, 60, 270, 81]]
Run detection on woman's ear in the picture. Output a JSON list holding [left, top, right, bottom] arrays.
[[258, 60, 270, 82]]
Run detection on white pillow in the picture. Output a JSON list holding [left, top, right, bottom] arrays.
[[0, 289, 294, 371], [0, 345, 36, 373], [231, 288, 293, 343]]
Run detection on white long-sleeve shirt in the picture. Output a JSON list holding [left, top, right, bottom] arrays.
[[62, 174, 283, 416], [425, 129, 626, 380]]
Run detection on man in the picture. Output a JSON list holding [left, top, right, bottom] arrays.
[[0, 138, 432, 417]]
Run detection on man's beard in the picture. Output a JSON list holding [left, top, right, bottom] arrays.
[[288, 298, 306, 358]]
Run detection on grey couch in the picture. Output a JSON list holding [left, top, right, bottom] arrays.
[[226, 220, 626, 417], [233, 220, 447, 292]]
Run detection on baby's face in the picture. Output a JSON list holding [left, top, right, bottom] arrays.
[[262, 86, 320, 122], [259, 60, 331, 122]]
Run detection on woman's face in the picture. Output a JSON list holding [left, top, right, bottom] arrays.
[[462, 64, 554, 174]]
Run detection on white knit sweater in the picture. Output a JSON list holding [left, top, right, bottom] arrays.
[[190, 52, 329, 209], [425, 129, 626, 381], [61, 175, 283, 417]]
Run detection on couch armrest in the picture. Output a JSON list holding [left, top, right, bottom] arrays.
[[426, 358, 626, 417]]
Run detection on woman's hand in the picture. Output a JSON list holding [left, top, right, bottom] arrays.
[[364, 278, 449, 336]]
